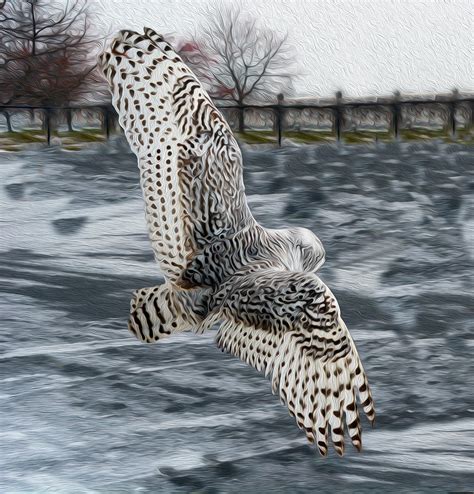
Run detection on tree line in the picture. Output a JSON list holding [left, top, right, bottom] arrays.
[[0, 0, 294, 132]]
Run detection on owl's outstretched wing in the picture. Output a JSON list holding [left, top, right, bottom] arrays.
[[99, 29, 255, 283], [203, 268, 375, 456]]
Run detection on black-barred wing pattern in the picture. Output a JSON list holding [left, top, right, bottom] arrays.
[[99, 28, 375, 457], [100, 28, 255, 283], [203, 268, 375, 456]]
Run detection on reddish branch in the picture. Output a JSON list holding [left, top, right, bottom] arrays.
[[0, 0, 107, 107], [178, 4, 295, 111]]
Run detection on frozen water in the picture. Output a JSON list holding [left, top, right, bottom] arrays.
[[1, 140, 473, 493]]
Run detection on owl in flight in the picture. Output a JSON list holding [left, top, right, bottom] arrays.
[[100, 28, 375, 457]]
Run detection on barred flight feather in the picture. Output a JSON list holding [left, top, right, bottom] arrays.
[[100, 28, 375, 457]]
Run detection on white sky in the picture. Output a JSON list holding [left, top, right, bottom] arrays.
[[92, 0, 473, 98]]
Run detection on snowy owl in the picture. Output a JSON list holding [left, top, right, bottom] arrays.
[[100, 28, 375, 457]]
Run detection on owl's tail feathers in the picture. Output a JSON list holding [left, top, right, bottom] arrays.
[[128, 283, 207, 343]]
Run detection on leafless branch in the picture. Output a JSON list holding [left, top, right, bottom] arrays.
[[179, 2, 296, 109], [0, 0, 107, 106]]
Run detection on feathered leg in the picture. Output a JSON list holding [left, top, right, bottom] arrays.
[[128, 283, 208, 343]]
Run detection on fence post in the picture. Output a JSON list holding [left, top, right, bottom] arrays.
[[238, 104, 245, 133], [276, 93, 284, 147], [391, 90, 401, 139], [66, 108, 73, 132], [2, 110, 13, 132], [470, 99, 474, 131], [450, 88, 458, 138], [102, 106, 110, 139], [334, 91, 343, 142], [45, 108, 51, 146]]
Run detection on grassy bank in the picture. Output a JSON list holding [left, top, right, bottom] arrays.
[[1, 126, 473, 150]]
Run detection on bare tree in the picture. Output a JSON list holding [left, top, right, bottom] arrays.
[[179, 4, 295, 131], [0, 0, 107, 130]]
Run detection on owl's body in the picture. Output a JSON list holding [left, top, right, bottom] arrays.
[[100, 29, 375, 456]]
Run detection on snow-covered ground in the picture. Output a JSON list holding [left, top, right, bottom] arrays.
[[1, 140, 473, 493]]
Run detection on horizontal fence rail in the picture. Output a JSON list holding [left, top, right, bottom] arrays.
[[0, 90, 473, 147]]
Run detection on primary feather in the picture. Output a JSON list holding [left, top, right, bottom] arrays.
[[100, 28, 375, 456]]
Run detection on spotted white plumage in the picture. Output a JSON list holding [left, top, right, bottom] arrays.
[[100, 28, 375, 456]]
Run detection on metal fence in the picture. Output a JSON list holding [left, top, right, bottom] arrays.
[[1, 90, 473, 147], [0, 105, 112, 145]]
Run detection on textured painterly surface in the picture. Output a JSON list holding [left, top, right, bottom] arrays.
[[1, 141, 473, 492], [93, 0, 472, 97], [99, 29, 376, 456]]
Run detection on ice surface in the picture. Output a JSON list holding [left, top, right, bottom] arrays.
[[1, 140, 473, 493]]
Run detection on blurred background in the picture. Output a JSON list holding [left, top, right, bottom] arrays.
[[0, 0, 473, 492]]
